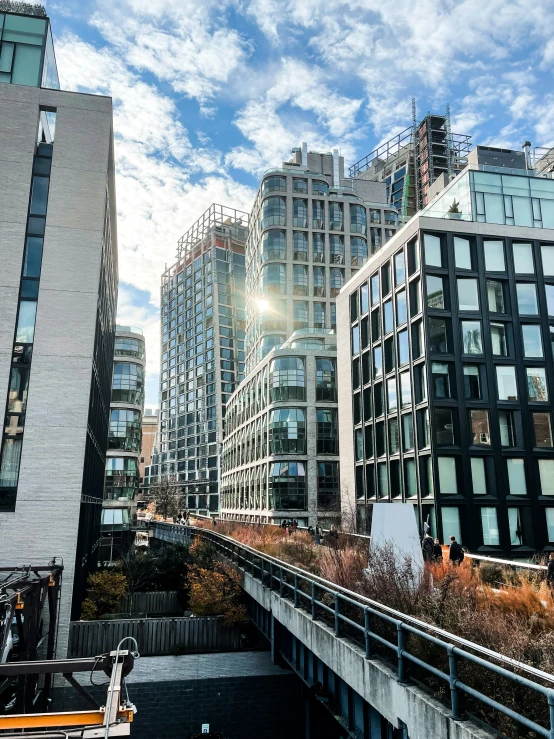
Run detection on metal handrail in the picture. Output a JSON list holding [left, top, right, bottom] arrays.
[[166, 523, 554, 738]]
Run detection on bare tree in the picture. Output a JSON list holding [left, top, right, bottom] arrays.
[[150, 476, 180, 520]]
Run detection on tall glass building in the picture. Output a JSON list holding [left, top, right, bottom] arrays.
[[150, 205, 248, 515], [338, 146, 554, 557], [0, 3, 118, 650], [100, 326, 145, 564], [221, 145, 398, 526]]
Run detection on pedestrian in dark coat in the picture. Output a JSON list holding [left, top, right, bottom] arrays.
[[433, 538, 443, 562], [547, 552, 554, 588], [422, 534, 434, 562], [448, 535, 464, 565]]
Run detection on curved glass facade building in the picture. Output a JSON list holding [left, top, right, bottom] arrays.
[[100, 326, 145, 563], [221, 145, 398, 525]]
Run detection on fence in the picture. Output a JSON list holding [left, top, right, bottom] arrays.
[[152, 523, 554, 739], [68, 616, 240, 658], [118, 591, 181, 615]]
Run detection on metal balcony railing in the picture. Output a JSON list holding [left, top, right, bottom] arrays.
[[152, 522, 554, 738]]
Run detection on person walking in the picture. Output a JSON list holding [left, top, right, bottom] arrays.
[[547, 552, 554, 588], [422, 533, 434, 562], [328, 524, 339, 548], [448, 535, 464, 565], [315, 524, 323, 546], [433, 538, 443, 562]]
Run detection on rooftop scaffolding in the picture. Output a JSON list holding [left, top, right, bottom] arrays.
[[176, 204, 249, 261]]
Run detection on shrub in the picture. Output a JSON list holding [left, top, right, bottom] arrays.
[[80, 570, 127, 620]]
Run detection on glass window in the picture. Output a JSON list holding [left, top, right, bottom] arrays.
[[432, 362, 450, 398], [330, 269, 344, 298], [394, 252, 405, 286], [378, 463, 388, 497], [499, 411, 515, 446], [438, 457, 457, 494], [360, 283, 369, 314], [400, 372, 411, 408], [389, 417, 400, 454], [513, 243, 534, 274], [471, 458, 487, 495], [547, 509, 554, 542], [11, 44, 42, 86], [486, 281, 504, 313], [491, 323, 508, 356], [29, 176, 49, 216], [427, 275, 444, 309], [387, 378, 397, 411], [384, 300, 393, 333], [313, 267, 325, 296], [15, 300, 37, 344], [540, 460, 554, 496], [373, 346, 383, 378], [481, 508, 500, 545], [516, 283, 538, 314], [23, 237, 43, 278], [396, 290, 407, 325], [270, 357, 305, 401], [7, 367, 29, 414], [317, 409, 338, 454], [507, 459, 526, 495], [293, 178, 308, 193], [436, 409, 454, 445], [463, 365, 481, 399], [398, 330, 409, 365], [269, 461, 306, 511], [262, 263, 286, 294], [293, 198, 308, 227], [461, 321, 483, 354], [527, 367, 548, 402], [545, 285, 554, 316], [541, 245, 554, 276], [454, 237, 472, 270], [402, 414, 414, 451], [312, 180, 329, 196], [458, 278, 479, 311], [484, 240, 505, 271], [329, 202, 343, 231], [318, 462, 340, 508], [350, 204, 367, 234], [352, 325, 360, 354], [533, 412, 553, 447], [442, 508, 461, 543], [418, 408, 430, 447], [351, 237, 368, 266], [263, 176, 286, 193], [293, 265, 308, 295], [371, 274, 379, 305], [405, 459, 417, 496], [522, 324, 543, 357], [312, 232, 325, 262], [429, 318, 448, 353], [293, 231, 308, 260], [496, 366, 518, 400], [508, 508, 522, 546], [0, 438, 22, 487], [329, 235, 344, 264], [293, 301, 309, 329], [316, 359, 336, 401], [470, 409, 490, 446], [261, 196, 286, 228], [424, 233, 442, 266]]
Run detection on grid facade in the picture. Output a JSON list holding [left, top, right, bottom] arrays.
[[151, 210, 248, 514], [339, 208, 554, 556]]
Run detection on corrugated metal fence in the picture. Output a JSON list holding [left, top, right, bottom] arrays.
[[118, 591, 181, 615], [68, 617, 241, 658]]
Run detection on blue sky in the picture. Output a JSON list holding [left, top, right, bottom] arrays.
[[46, 0, 554, 407]]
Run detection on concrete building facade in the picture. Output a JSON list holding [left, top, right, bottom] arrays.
[[0, 6, 117, 648], [100, 325, 145, 564], [337, 148, 554, 557], [221, 145, 398, 526]]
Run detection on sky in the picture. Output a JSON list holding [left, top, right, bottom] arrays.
[[46, 0, 554, 408]]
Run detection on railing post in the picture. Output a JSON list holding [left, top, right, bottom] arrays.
[[447, 645, 461, 720], [260, 559, 264, 586], [396, 622, 406, 683], [279, 567, 283, 597], [334, 594, 340, 637], [294, 574, 299, 607], [269, 562, 273, 590], [364, 608, 372, 659], [311, 582, 317, 621], [548, 689, 554, 739]]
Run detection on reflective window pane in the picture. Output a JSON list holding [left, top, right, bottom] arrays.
[[458, 278, 479, 311], [527, 367, 548, 402], [442, 507, 461, 543], [29, 176, 49, 215], [507, 458, 526, 495], [471, 458, 487, 494], [398, 330, 409, 365], [533, 413, 553, 447], [438, 457, 457, 494], [429, 318, 448, 353], [484, 240, 505, 271], [522, 324, 543, 357], [454, 237, 471, 269], [541, 245, 554, 276], [481, 507, 500, 545], [496, 366, 518, 400], [432, 362, 450, 398], [499, 411, 515, 446], [396, 290, 407, 325], [15, 300, 37, 343], [424, 233, 442, 266], [463, 365, 481, 399], [508, 508, 522, 546], [540, 460, 554, 495], [491, 323, 508, 356], [427, 275, 444, 309], [513, 242, 534, 274], [486, 280, 504, 313], [436, 409, 454, 445], [23, 237, 43, 278], [516, 283, 538, 314], [461, 321, 482, 354], [402, 414, 414, 451], [470, 409, 490, 446]]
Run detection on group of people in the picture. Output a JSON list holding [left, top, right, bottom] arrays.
[[173, 511, 190, 525], [422, 533, 465, 565]]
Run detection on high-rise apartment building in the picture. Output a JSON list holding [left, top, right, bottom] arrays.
[[139, 408, 158, 481], [151, 205, 248, 515], [220, 145, 398, 526], [350, 109, 471, 219], [338, 146, 554, 557], [0, 3, 118, 648], [100, 325, 145, 564]]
